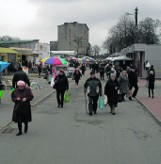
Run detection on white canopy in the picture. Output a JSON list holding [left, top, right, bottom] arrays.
[[105, 56, 133, 61]]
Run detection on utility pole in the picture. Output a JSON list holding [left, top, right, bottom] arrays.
[[135, 7, 138, 27]]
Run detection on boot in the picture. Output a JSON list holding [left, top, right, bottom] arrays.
[[24, 123, 28, 133], [17, 123, 22, 136], [112, 107, 115, 115]]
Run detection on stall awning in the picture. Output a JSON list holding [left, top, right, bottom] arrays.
[[105, 56, 133, 61], [10, 47, 33, 55], [0, 47, 19, 54]]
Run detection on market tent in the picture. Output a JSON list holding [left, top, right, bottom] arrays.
[[105, 56, 133, 61], [0, 61, 10, 73]]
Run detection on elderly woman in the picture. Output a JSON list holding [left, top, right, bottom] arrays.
[[118, 70, 129, 101], [11, 81, 34, 136], [104, 73, 119, 115], [73, 68, 82, 85]]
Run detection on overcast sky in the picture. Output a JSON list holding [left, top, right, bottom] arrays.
[[0, 0, 161, 50]]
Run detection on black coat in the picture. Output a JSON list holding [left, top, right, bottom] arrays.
[[128, 71, 138, 86], [104, 79, 119, 107], [11, 87, 34, 123], [12, 70, 30, 88], [147, 74, 155, 89], [73, 70, 82, 80], [54, 74, 69, 91]]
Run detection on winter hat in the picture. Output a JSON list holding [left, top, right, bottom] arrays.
[[17, 80, 26, 87], [90, 71, 95, 75], [110, 73, 116, 77]]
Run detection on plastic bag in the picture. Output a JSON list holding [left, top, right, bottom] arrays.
[[98, 96, 104, 110], [104, 95, 108, 106], [0, 90, 4, 99], [64, 91, 70, 103]]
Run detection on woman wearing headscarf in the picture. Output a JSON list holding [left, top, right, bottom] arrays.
[[53, 70, 69, 108], [118, 70, 129, 101], [73, 68, 82, 85], [11, 81, 34, 136], [104, 73, 119, 115]]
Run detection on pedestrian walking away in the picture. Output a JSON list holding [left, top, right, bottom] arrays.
[[11, 81, 34, 136], [104, 73, 120, 115], [146, 68, 155, 98], [73, 68, 82, 85], [53, 70, 69, 108], [81, 64, 86, 75], [12, 67, 30, 88], [84, 71, 102, 116], [128, 66, 139, 100]]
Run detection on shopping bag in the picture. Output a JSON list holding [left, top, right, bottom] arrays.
[[98, 96, 104, 110], [104, 95, 108, 106], [51, 77, 55, 87], [64, 91, 70, 103], [0, 90, 4, 99], [145, 81, 149, 88]]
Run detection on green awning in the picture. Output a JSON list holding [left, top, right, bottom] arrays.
[[0, 47, 19, 54]]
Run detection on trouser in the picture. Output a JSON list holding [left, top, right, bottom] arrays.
[[129, 84, 139, 97], [100, 72, 104, 80], [75, 79, 79, 85], [56, 90, 65, 107], [148, 88, 154, 97], [88, 95, 99, 113], [18, 122, 28, 133], [122, 93, 126, 100]]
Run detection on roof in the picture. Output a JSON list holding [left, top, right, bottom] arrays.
[[0, 47, 19, 54], [0, 39, 39, 44]]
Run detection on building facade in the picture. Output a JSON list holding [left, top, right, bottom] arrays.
[[57, 22, 89, 55]]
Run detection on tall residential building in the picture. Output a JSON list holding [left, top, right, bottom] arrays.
[[57, 22, 89, 55]]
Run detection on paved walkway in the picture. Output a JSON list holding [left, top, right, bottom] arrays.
[[137, 79, 161, 124]]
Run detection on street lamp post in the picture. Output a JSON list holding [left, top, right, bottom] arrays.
[[125, 7, 138, 43]]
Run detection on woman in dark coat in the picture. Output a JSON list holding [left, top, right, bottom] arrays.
[[73, 68, 82, 85], [104, 73, 119, 115], [53, 70, 69, 108], [81, 64, 86, 75], [147, 70, 155, 98], [11, 81, 34, 136]]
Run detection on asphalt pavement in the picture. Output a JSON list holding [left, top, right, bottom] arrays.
[[0, 72, 161, 164]]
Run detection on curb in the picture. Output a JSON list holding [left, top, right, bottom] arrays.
[[136, 98, 161, 126]]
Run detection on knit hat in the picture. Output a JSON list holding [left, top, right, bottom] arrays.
[[17, 80, 26, 87], [110, 73, 116, 77]]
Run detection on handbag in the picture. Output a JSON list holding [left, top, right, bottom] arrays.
[[64, 91, 70, 103], [99, 96, 104, 110], [104, 95, 108, 106], [127, 89, 132, 97]]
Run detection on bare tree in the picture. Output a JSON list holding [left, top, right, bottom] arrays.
[[138, 17, 161, 44], [92, 45, 101, 57], [73, 36, 83, 54], [103, 15, 161, 54]]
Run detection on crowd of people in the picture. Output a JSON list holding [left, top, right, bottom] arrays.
[[9, 58, 156, 136]]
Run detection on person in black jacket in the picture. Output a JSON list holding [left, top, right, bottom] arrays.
[[128, 66, 139, 100], [73, 68, 82, 85], [147, 70, 155, 98], [54, 70, 69, 108], [104, 73, 119, 115], [12, 67, 30, 88], [84, 71, 102, 116]]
